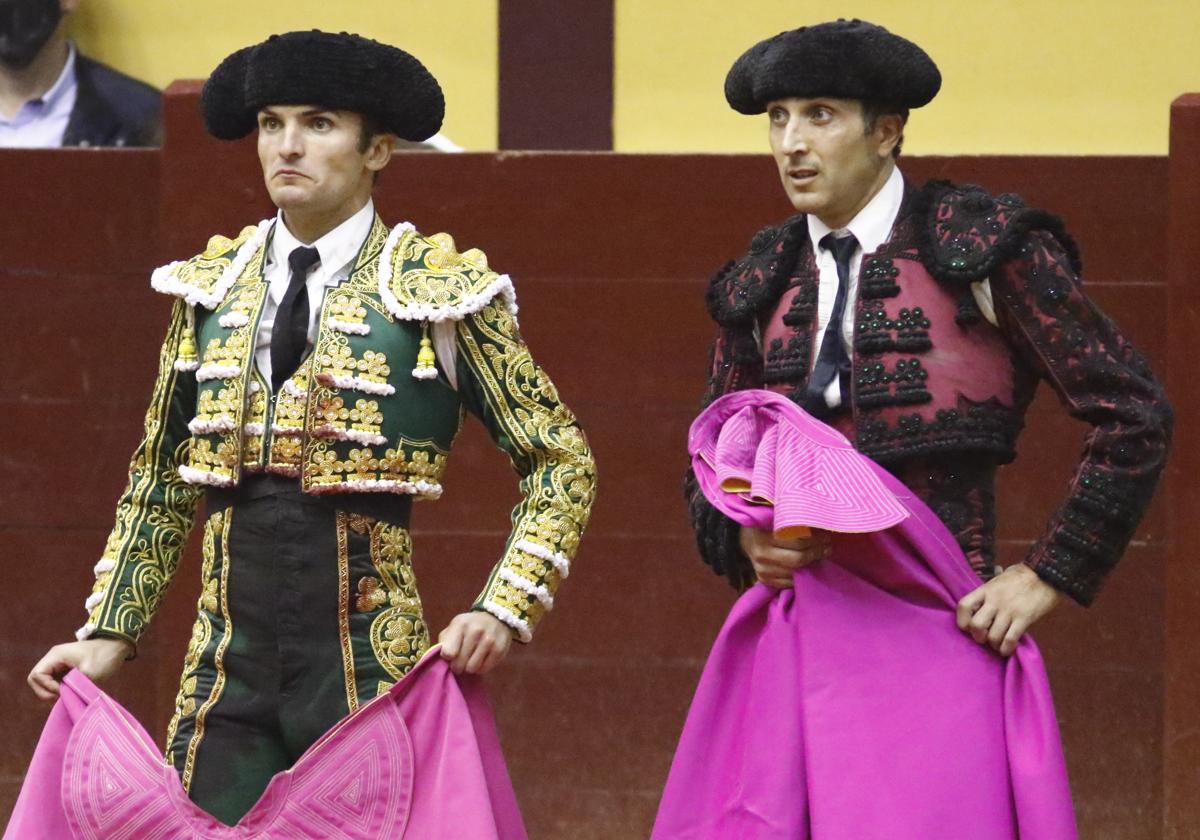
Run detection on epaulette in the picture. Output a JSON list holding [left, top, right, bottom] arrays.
[[379, 224, 517, 325], [150, 219, 273, 309], [919, 181, 1082, 286], [706, 215, 807, 327]]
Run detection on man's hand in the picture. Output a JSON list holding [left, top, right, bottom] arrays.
[[956, 564, 1061, 657], [27, 637, 133, 701], [739, 526, 832, 589], [438, 612, 513, 675]]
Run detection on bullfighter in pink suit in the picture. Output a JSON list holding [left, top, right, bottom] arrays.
[[673, 17, 1171, 838]]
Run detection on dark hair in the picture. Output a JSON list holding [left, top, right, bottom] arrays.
[[357, 114, 387, 153], [860, 101, 909, 158]]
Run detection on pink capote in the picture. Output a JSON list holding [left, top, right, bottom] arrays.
[[652, 390, 1077, 840], [5, 646, 527, 840]]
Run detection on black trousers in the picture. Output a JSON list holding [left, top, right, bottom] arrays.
[[164, 477, 426, 825]]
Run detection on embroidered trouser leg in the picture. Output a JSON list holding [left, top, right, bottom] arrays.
[[163, 481, 429, 825]]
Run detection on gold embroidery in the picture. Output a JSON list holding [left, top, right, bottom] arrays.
[[181, 508, 234, 791], [314, 395, 384, 438], [327, 293, 368, 329], [456, 299, 596, 637], [241, 375, 268, 468], [200, 332, 252, 369], [188, 438, 239, 476], [336, 512, 359, 713], [195, 387, 241, 424], [272, 360, 312, 438], [365, 521, 428, 683], [386, 229, 500, 311], [338, 215, 391, 293], [91, 301, 202, 642], [166, 225, 259, 297], [317, 341, 392, 387], [304, 442, 448, 488], [163, 510, 222, 757]]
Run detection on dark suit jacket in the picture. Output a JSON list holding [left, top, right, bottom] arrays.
[[62, 54, 161, 147]]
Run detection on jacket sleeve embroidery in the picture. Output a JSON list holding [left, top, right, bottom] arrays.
[[454, 298, 596, 641], [79, 298, 204, 644], [686, 318, 764, 591], [990, 231, 1172, 604]]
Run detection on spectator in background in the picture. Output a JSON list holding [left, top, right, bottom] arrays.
[[0, 0, 160, 147]]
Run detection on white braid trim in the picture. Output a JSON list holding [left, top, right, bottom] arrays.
[[480, 602, 533, 643], [316, 372, 395, 396], [196, 363, 242, 382], [513, 538, 571, 579], [248, 380, 262, 393], [313, 425, 387, 446], [327, 318, 371, 336], [243, 422, 265, 436], [270, 423, 304, 437], [188, 415, 237, 434], [84, 591, 105, 611], [282, 379, 306, 398], [377, 222, 520, 324], [75, 623, 97, 642], [308, 478, 443, 498], [499, 568, 555, 610], [219, 311, 251, 328], [411, 367, 439, 381], [386, 272, 519, 324], [263, 464, 302, 478], [173, 359, 200, 372], [178, 465, 236, 487], [150, 219, 272, 309], [93, 559, 116, 576]]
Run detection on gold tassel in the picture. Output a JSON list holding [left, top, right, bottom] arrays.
[[176, 305, 200, 370], [412, 321, 438, 380]]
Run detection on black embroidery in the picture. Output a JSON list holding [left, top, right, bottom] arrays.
[[859, 256, 901, 299], [764, 332, 811, 383], [918, 181, 1083, 286], [855, 302, 932, 354], [781, 283, 817, 327], [855, 358, 932, 408], [706, 217, 808, 326], [856, 398, 1021, 466]]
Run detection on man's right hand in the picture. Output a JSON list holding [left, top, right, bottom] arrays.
[[27, 638, 133, 701], [739, 526, 832, 588]]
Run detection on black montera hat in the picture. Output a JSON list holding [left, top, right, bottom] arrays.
[[201, 30, 444, 141], [725, 19, 940, 114]]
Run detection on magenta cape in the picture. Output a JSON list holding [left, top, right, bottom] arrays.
[[652, 390, 1077, 840], [5, 647, 527, 839]]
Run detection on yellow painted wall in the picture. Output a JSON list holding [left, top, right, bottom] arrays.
[[67, 1, 498, 150], [614, 0, 1200, 155]]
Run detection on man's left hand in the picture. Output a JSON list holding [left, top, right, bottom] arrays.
[[956, 564, 1061, 657], [438, 612, 513, 675]]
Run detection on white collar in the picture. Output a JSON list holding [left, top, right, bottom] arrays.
[[270, 198, 376, 285], [808, 165, 905, 255], [33, 41, 76, 111]]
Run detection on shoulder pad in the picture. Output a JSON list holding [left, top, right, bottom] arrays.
[[920, 181, 1081, 284], [150, 219, 272, 309], [707, 216, 807, 327], [379, 224, 517, 323]]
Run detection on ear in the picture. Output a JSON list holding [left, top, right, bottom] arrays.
[[873, 113, 904, 159], [365, 133, 396, 174]]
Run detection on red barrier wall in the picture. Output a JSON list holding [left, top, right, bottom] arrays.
[[0, 84, 1182, 838]]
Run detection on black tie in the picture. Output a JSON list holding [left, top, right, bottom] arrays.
[[272, 245, 321, 391], [803, 233, 858, 416]]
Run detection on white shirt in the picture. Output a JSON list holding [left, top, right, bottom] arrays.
[[0, 43, 77, 148], [255, 199, 376, 387], [805, 166, 997, 409]]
